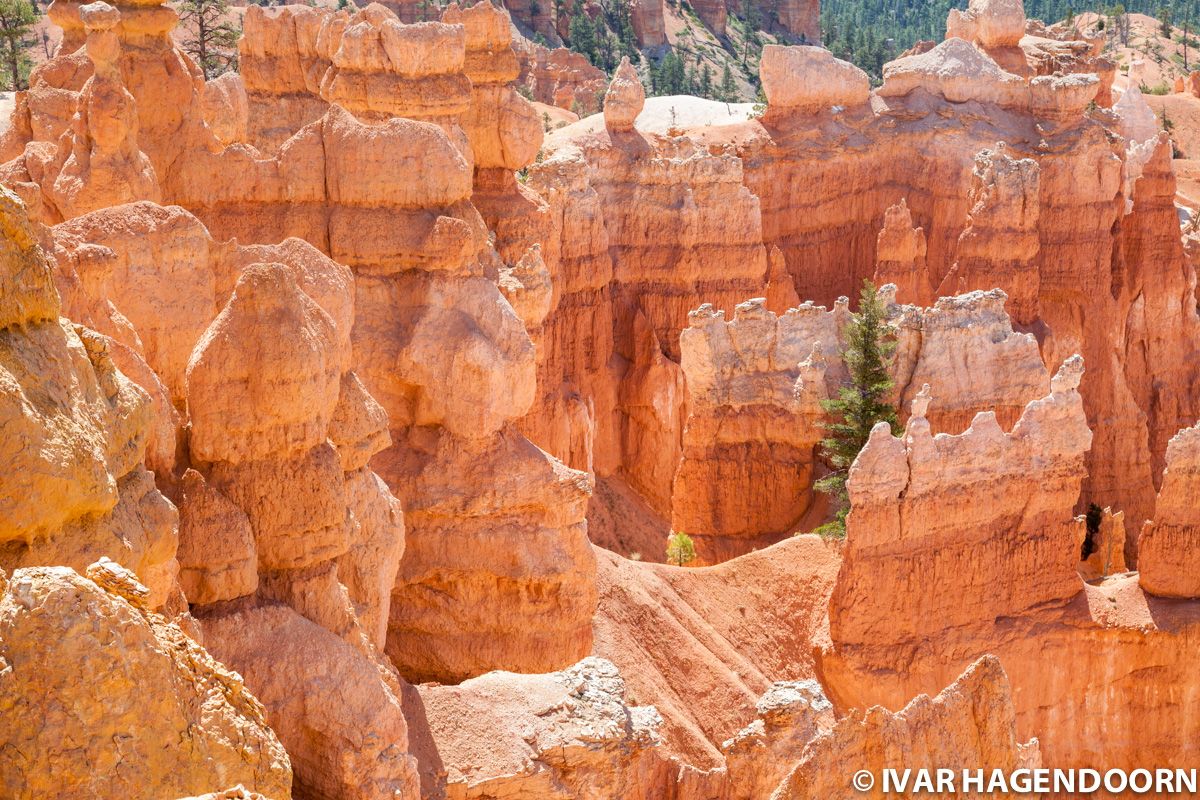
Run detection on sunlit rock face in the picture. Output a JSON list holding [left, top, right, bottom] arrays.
[[0, 0, 1199, 794], [0, 563, 292, 800]]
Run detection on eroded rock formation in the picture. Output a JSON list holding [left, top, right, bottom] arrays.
[[3, 0, 1200, 794], [180, 247, 421, 800], [873, 199, 932, 306], [407, 657, 666, 798], [774, 657, 1038, 799], [0, 563, 291, 800], [1138, 422, 1200, 597], [832, 356, 1091, 654], [0, 189, 178, 607], [671, 298, 836, 562], [514, 37, 607, 115]]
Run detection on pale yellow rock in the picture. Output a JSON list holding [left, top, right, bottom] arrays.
[[775, 657, 1038, 799], [0, 191, 178, 607], [946, 0, 1027, 48], [0, 565, 292, 800], [411, 657, 664, 798], [879, 38, 1028, 106]]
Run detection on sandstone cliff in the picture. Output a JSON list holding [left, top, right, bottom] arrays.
[[0, 563, 291, 800], [671, 298, 836, 562], [775, 657, 1037, 800], [1, 0, 1199, 795], [0, 188, 178, 608], [1138, 421, 1200, 597]]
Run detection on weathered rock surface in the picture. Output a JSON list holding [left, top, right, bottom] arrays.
[[652, 287, 1047, 561], [873, 199, 932, 306], [773, 0, 820, 41], [832, 356, 1091, 651], [1138, 422, 1200, 597], [2, 0, 1200, 794], [947, 0, 1026, 49], [604, 56, 644, 133], [16, 0, 600, 685], [893, 289, 1049, 433], [935, 144, 1041, 325], [407, 657, 665, 798], [630, 0, 666, 47], [238, 4, 336, 152], [183, 253, 420, 799], [514, 38, 607, 116], [0, 189, 178, 607], [879, 37, 1029, 107], [671, 298, 837, 562], [0, 564, 291, 800], [775, 657, 1038, 799], [201, 603, 418, 800], [34, 2, 161, 221], [721, 679, 835, 800], [591, 537, 841, 768], [1077, 506, 1126, 582], [760, 45, 870, 119]]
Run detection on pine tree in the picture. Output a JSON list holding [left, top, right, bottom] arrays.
[[666, 531, 696, 566], [699, 63, 713, 98], [718, 62, 737, 101], [813, 280, 898, 537], [568, 5, 597, 65], [178, 0, 240, 79], [0, 0, 36, 91], [651, 49, 689, 95]]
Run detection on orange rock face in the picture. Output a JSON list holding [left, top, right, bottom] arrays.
[[591, 536, 841, 769], [514, 38, 607, 116], [775, 657, 1038, 800], [831, 356, 1091, 654], [823, 356, 1200, 775], [0, 189, 178, 608], [874, 198, 932, 306], [6, 0, 1200, 794], [1138, 422, 1200, 597], [629, 0, 666, 47], [671, 299, 836, 562], [934, 143, 1041, 325], [180, 247, 420, 800], [774, 0, 820, 41]]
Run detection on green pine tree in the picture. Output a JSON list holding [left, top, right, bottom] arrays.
[[718, 63, 737, 101], [666, 531, 696, 566], [0, 0, 36, 91], [699, 63, 713, 98], [568, 5, 597, 65], [813, 280, 899, 538]]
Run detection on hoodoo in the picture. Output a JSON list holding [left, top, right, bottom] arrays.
[[2, 0, 1200, 794]]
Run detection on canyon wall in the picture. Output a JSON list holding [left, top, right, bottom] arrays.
[[823, 356, 1200, 773], [1138, 422, 1200, 597], [3, 0, 1200, 794]]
